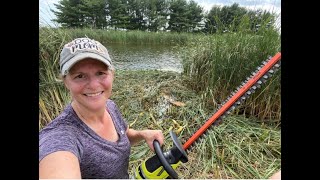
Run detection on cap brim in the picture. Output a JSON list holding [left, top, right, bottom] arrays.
[[61, 53, 112, 75]]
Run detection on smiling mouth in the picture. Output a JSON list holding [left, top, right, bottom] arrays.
[[84, 91, 103, 97]]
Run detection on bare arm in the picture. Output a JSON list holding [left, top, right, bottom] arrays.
[[39, 151, 81, 179], [126, 128, 164, 151], [269, 170, 281, 179]]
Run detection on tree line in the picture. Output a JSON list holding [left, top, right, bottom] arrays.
[[52, 0, 277, 33]]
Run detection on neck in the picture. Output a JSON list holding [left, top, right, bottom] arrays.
[[71, 102, 117, 141], [71, 101, 106, 124]]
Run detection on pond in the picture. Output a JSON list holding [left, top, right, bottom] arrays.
[[106, 43, 183, 73]]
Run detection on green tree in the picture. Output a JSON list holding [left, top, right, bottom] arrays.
[[145, 0, 169, 31], [80, 0, 107, 29], [168, 0, 188, 32], [248, 9, 276, 33], [126, 0, 147, 30], [52, 0, 107, 28], [168, 0, 203, 33], [107, 0, 131, 30], [186, 0, 204, 32], [205, 3, 247, 33], [204, 3, 276, 34], [52, 0, 85, 28]]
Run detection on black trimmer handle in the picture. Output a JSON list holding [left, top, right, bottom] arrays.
[[153, 140, 178, 179], [143, 131, 188, 179]]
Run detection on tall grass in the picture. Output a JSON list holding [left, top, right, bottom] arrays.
[[39, 25, 280, 178], [177, 116, 280, 179], [39, 27, 73, 129], [46, 28, 190, 45], [180, 19, 281, 120], [111, 71, 280, 179]]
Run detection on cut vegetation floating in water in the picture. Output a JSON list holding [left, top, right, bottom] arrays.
[[112, 70, 280, 179]]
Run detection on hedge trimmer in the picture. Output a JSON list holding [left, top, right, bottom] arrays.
[[134, 52, 281, 179]]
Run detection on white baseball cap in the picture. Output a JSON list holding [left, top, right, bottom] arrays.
[[60, 37, 113, 75]]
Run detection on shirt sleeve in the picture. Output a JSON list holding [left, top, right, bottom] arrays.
[[39, 126, 81, 162]]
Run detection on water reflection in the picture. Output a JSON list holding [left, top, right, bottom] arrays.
[[106, 43, 183, 73]]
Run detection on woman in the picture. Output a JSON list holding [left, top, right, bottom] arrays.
[[39, 37, 164, 179]]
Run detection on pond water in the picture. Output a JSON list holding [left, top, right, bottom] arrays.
[[106, 43, 183, 73]]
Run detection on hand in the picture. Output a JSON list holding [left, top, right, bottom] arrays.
[[142, 130, 164, 151]]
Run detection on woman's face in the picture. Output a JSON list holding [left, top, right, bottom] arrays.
[[64, 58, 114, 111]]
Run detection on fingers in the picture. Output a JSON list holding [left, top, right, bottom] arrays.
[[144, 130, 164, 151], [155, 130, 165, 146]]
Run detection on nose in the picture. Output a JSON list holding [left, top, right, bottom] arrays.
[[87, 76, 101, 89]]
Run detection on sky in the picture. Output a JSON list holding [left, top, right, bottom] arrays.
[[39, 0, 281, 28]]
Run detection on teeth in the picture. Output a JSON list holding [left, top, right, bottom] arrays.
[[86, 92, 101, 97]]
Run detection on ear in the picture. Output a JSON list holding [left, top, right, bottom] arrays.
[[63, 78, 70, 90], [111, 69, 115, 81]]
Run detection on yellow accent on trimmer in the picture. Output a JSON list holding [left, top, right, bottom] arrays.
[[134, 161, 181, 179]]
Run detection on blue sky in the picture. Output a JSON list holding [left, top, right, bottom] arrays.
[[39, 0, 281, 27]]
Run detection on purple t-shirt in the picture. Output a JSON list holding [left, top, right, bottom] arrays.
[[39, 99, 131, 179]]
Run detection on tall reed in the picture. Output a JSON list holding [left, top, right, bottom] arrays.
[[111, 71, 280, 179], [180, 18, 281, 120], [53, 28, 190, 45], [39, 28, 74, 129]]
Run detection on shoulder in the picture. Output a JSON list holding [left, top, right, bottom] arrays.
[[39, 104, 83, 162], [39, 125, 82, 162], [106, 99, 121, 113], [40, 105, 80, 139], [39, 104, 81, 145], [39, 129, 82, 162], [39, 122, 78, 142], [106, 99, 117, 108]]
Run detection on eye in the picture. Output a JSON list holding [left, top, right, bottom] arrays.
[[97, 71, 108, 76], [75, 74, 84, 79]]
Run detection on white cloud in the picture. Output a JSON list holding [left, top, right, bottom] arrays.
[[39, 0, 60, 27]]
